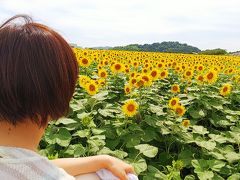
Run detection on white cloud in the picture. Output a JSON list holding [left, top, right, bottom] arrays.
[[0, 0, 240, 51]]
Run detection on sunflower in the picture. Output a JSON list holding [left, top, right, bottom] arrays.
[[103, 60, 109, 66], [98, 69, 108, 79], [78, 56, 92, 67], [125, 68, 130, 74], [129, 78, 137, 87], [141, 74, 153, 87], [132, 61, 139, 68], [111, 62, 124, 73], [122, 99, 139, 117], [159, 70, 168, 79], [85, 81, 98, 95], [196, 74, 204, 84], [98, 79, 106, 87], [142, 68, 149, 74], [174, 66, 181, 73], [157, 63, 164, 69], [197, 65, 204, 72], [124, 84, 132, 95], [135, 75, 145, 88], [171, 84, 180, 94], [97, 64, 102, 70], [219, 83, 232, 96], [79, 75, 91, 88], [204, 69, 218, 84], [82, 50, 88, 56], [130, 72, 137, 78], [184, 69, 194, 80], [174, 105, 186, 116], [182, 119, 190, 128], [149, 69, 159, 80], [168, 97, 180, 109]]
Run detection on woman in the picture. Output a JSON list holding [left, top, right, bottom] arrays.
[[0, 15, 137, 180]]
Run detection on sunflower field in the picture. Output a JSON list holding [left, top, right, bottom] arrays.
[[39, 49, 240, 180]]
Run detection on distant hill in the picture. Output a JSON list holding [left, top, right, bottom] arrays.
[[110, 41, 201, 54], [230, 51, 240, 56], [90, 46, 112, 50], [199, 48, 228, 55]]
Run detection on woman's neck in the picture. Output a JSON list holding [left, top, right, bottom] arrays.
[[0, 120, 45, 152]]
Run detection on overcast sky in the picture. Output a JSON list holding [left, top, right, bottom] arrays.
[[0, 0, 239, 51]]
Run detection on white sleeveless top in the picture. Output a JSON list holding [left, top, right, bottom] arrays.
[[0, 146, 75, 180], [0, 146, 139, 180]]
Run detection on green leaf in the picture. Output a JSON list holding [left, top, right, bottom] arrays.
[[134, 144, 158, 158], [195, 139, 216, 151], [74, 129, 91, 138], [178, 149, 194, 167], [125, 134, 141, 148], [55, 128, 72, 147], [92, 128, 106, 135], [212, 173, 225, 180], [98, 109, 114, 117], [144, 115, 159, 127], [90, 135, 106, 140], [87, 138, 106, 153], [64, 144, 85, 157], [141, 127, 157, 142], [218, 120, 234, 127], [131, 158, 147, 175], [224, 152, 240, 163], [192, 125, 209, 135], [209, 134, 228, 144], [184, 175, 196, 180], [69, 99, 86, 111], [92, 91, 108, 100], [208, 160, 226, 172], [143, 165, 167, 180], [97, 147, 128, 159], [208, 98, 224, 110], [196, 171, 214, 180], [226, 115, 238, 122], [113, 150, 128, 159], [227, 173, 240, 180], [228, 131, 240, 144], [149, 104, 166, 116], [208, 151, 225, 160], [55, 118, 77, 125], [188, 107, 207, 119]]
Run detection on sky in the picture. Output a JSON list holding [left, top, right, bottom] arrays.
[[0, 0, 240, 51]]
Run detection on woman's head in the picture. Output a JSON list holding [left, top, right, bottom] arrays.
[[0, 15, 79, 127]]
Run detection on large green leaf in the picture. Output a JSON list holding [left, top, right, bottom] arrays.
[[135, 144, 158, 158], [64, 144, 85, 157], [55, 128, 72, 147], [227, 173, 240, 180], [74, 129, 91, 138], [208, 160, 226, 172], [195, 139, 216, 151], [149, 104, 166, 116], [188, 106, 207, 119], [224, 152, 240, 163], [192, 125, 209, 135], [208, 134, 228, 144], [124, 133, 141, 148], [97, 147, 128, 159], [143, 165, 167, 180], [131, 158, 148, 175], [178, 149, 194, 167], [55, 118, 78, 125], [92, 91, 109, 100]]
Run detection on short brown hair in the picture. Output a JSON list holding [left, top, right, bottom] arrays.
[[0, 15, 79, 126]]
